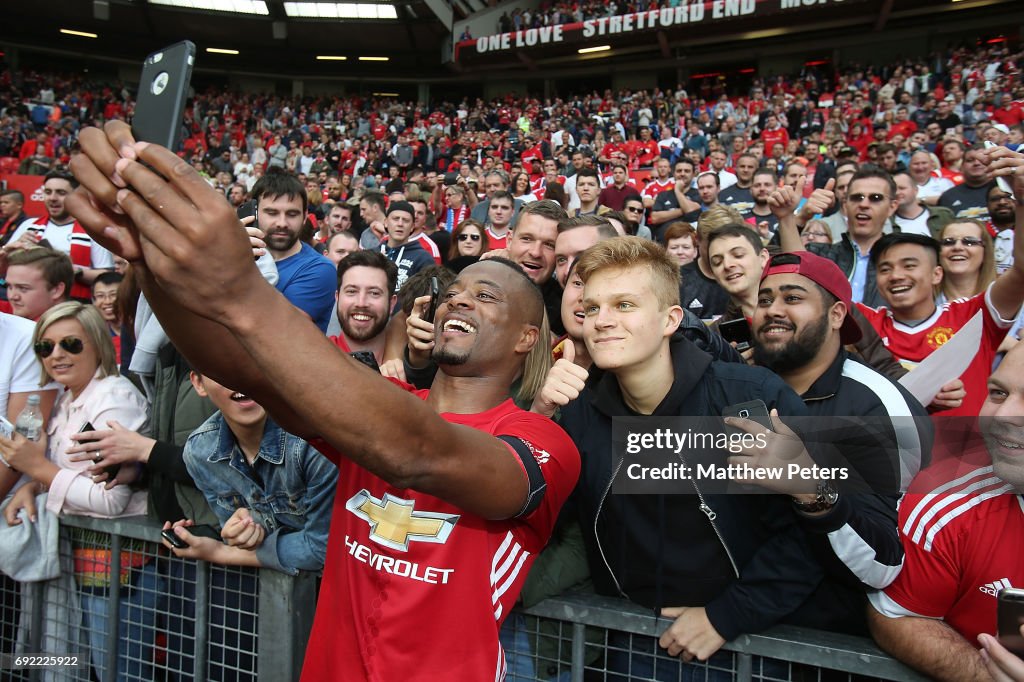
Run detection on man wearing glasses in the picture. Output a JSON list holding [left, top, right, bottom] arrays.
[[620, 196, 653, 240], [989, 185, 1017, 274], [786, 166, 899, 307]]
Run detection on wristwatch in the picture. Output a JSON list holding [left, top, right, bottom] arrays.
[[793, 481, 839, 513]]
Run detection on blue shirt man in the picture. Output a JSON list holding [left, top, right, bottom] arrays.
[[252, 168, 337, 333]]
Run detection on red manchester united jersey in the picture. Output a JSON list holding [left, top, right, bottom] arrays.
[[642, 178, 674, 201], [871, 462, 1024, 646], [856, 286, 1015, 416], [302, 383, 580, 682]]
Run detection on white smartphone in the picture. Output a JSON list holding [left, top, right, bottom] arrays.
[[983, 140, 1015, 199]]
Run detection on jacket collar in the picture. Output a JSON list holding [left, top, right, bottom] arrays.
[[801, 348, 849, 402], [209, 415, 284, 465], [590, 333, 712, 417]]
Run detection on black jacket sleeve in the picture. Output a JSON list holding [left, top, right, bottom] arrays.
[[146, 441, 195, 485]]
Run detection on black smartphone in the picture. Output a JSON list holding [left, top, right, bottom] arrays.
[[132, 40, 196, 150], [718, 318, 753, 352], [349, 351, 381, 373], [998, 587, 1024, 657], [161, 524, 221, 549], [723, 399, 775, 433], [236, 199, 257, 222], [79, 422, 121, 480], [426, 276, 441, 324]]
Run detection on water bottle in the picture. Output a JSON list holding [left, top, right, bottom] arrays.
[[15, 394, 44, 441]]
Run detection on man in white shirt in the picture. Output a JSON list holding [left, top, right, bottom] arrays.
[[893, 171, 953, 239], [8, 171, 114, 299], [908, 150, 953, 206]]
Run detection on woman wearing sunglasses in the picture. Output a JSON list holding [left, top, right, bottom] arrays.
[[0, 301, 157, 682], [938, 220, 996, 303], [447, 219, 490, 262]]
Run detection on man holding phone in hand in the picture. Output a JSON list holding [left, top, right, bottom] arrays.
[[168, 371, 337, 574], [735, 250, 931, 635], [539, 236, 819, 677], [65, 121, 579, 682], [868, 342, 1024, 681]]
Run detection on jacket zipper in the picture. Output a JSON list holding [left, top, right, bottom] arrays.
[[678, 450, 740, 579], [593, 455, 630, 600], [594, 455, 741, 595], [691, 481, 740, 578]]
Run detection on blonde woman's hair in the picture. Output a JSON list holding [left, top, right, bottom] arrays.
[[33, 301, 118, 386], [516, 307, 552, 405], [940, 220, 996, 300]]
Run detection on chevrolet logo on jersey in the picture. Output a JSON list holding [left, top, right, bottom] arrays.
[[346, 490, 460, 552]]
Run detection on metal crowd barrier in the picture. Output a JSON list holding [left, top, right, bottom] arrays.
[[0, 514, 927, 682], [507, 592, 929, 681], [0, 514, 315, 682]]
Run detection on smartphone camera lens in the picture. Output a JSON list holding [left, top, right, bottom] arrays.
[[151, 72, 169, 96]]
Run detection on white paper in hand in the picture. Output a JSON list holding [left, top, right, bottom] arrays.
[[898, 311, 983, 406]]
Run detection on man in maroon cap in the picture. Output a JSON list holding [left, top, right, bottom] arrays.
[[733, 250, 933, 635]]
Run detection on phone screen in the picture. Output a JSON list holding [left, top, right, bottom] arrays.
[[718, 318, 753, 351]]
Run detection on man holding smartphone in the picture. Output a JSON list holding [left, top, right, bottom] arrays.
[[66, 121, 580, 682], [252, 169, 337, 333], [543, 236, 819, 676], [741, 251, 931, 635], [167, 371, 338, 574], [868, 342, 1024, 681]]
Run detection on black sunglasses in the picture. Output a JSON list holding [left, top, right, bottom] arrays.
[[847, 193, 890, 204], [458, 233, 481, 242], [34, 336, 85, 358], [941, 237, 983, 248]]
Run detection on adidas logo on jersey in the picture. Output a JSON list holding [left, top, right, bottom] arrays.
[[689, 299, 703, 310], [979, 578, 1014, 596]]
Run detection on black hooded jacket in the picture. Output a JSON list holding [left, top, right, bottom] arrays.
[[560, 334, 824, 641]]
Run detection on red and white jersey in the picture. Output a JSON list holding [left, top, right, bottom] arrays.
[[520, 146, 544, 167], [871, 462, 1024, 646], [13, 218, 113, 268], [302, 383, 580, 682], [486, 228, 509, 250], [940, 167, 965, 186], [642, 177, 674, 201], [856, 286, 1015, 417], [414, 232, 442, 265]]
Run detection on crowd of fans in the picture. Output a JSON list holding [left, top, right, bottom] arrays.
[[0, 38, 1023, 681], [494, 0, 683, 35]]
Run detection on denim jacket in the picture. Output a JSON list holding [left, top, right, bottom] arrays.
[[183, 413, 337, 575]]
